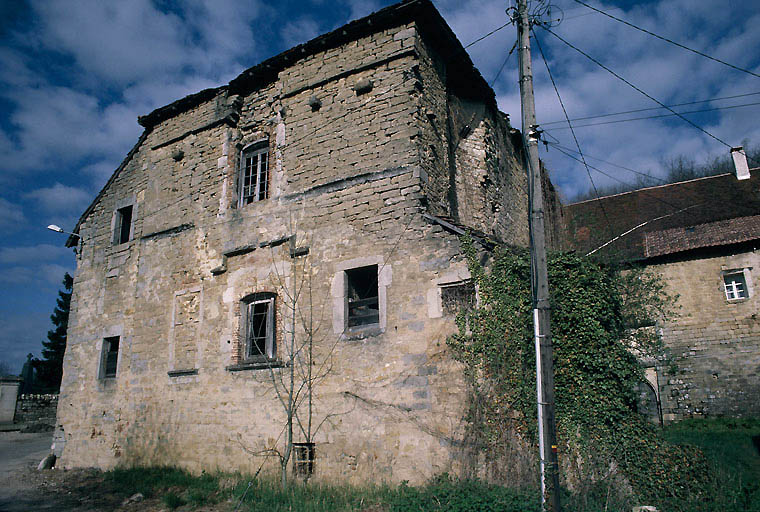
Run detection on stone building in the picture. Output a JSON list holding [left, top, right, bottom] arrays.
[[56, 0, 543, 482], [564, 165, 760, 422]]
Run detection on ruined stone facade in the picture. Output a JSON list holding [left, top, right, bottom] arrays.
[[565, 173, 760, 422], [57, 0, 532, 482]]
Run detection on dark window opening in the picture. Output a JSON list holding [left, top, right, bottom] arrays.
[[441, 281, 475, 315], [113, 205, 133, 245], [346, 265, 379, 328], [244, 294, 275, 360], [239, 143, 270, 205], [293, 442, 315, 477], [103, 336, 120, 378]]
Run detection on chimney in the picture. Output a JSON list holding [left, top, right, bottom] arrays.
[[731, 147, 750, 180]]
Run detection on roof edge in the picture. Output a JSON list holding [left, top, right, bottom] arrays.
[[67, 130, 150, 247], [137, 0, 494, 129], [565, 172, 734, 207]]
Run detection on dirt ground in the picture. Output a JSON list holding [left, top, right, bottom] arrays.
[[1, 464, 163, 512]]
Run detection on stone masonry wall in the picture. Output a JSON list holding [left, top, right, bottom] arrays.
[[415, 26, 529, 244], [653, 247, 760, 421], [58, 21, 528, 484], [15, 394, 58, 427]]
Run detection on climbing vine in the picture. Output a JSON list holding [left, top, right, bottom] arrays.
[[448, 240, 714, 510]]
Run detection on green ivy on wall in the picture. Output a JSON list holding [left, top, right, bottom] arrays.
[[448, 240, 715, 510]]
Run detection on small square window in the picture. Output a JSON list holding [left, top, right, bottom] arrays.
[[293, 442, 315, 477], [101, 336, 120, 378], [113, 205, 133, 245], [724, 272, 749, 301], [239, 143, 270, 206], [441, 280, 476, 315], [243, 294, 276, 360], [346, 265, 379, 328]]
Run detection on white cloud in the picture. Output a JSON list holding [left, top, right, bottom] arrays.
[[24, 183, 91, 214], [28, 0, 188, 86], [453, 0, 760, 200], [345, 0, 382, 21], [280, 18, 322, 49], [0, 198, 25, 232]]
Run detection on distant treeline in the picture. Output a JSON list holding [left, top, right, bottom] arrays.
[[570, 142, 760, 203]]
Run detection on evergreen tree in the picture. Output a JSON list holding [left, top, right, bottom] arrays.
[[33, 273, 73, 391]]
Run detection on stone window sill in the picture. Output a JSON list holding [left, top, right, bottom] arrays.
[[226, 360, 286, 372], [168, 368, 199, 377], [343, 325, 383, 340]]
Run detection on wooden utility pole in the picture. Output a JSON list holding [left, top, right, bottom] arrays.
[[515, 1, 561, 510]]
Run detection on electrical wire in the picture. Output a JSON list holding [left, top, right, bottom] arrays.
[[537, 26, 750, 159], [490, 40, 518, 87], [532, 27, 615, 240], [544, 141, 668, 184], [570, 0, 760, 80], [464, 21, 511, 49], [552, 144, 694, 213], [543, 100, 760, 129], [541, 91, 760, 126]]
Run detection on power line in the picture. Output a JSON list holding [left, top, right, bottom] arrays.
[[464, 21, 511, 49], [537, 26, 739, 153], [490, 40, 517, 87], [544, 141, 668, 184], [532, 28, 615, 241], [543, 101, 760, 129], [541, 91, 760, 126], [563, 5, 623, 21], [552, 145, 691, 213], [570, 0, 760, 80]]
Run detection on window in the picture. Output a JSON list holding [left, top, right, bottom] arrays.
[[243, 294, 276, 360], [293, 442, 315, 477], [346, 265, 379, 328], [101, 336, 120, 378], [724, 271, 749, 301], [440, 280, 475, 315], [113, 205, 133, 245], [239, 142, 270, 206]]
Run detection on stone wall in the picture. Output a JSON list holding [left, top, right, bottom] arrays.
[[652, 246, 760, 421], [58, 19, 528, 484], [15, 394, 58, 427], [0, 378, 21, 423], [415, 27, 529, 245]]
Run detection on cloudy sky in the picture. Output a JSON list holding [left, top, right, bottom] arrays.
[[1, 0, 758, 373]]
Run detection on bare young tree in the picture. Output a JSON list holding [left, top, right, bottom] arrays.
[[242, 215, 351, 488]]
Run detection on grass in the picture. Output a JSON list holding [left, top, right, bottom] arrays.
[[661, 417, 760, 512], [96, 419, 759, 511]]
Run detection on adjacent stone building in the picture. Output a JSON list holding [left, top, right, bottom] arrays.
[[56, 0, 541, 482], [564, 166, 760, 422]]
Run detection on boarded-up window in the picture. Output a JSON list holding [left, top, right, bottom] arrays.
[[173, 291, 200, 371], [346, 265, 379, 328]]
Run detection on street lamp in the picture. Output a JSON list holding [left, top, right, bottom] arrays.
[[47, 224, 80, 238], [47, 224, 82, 255]]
